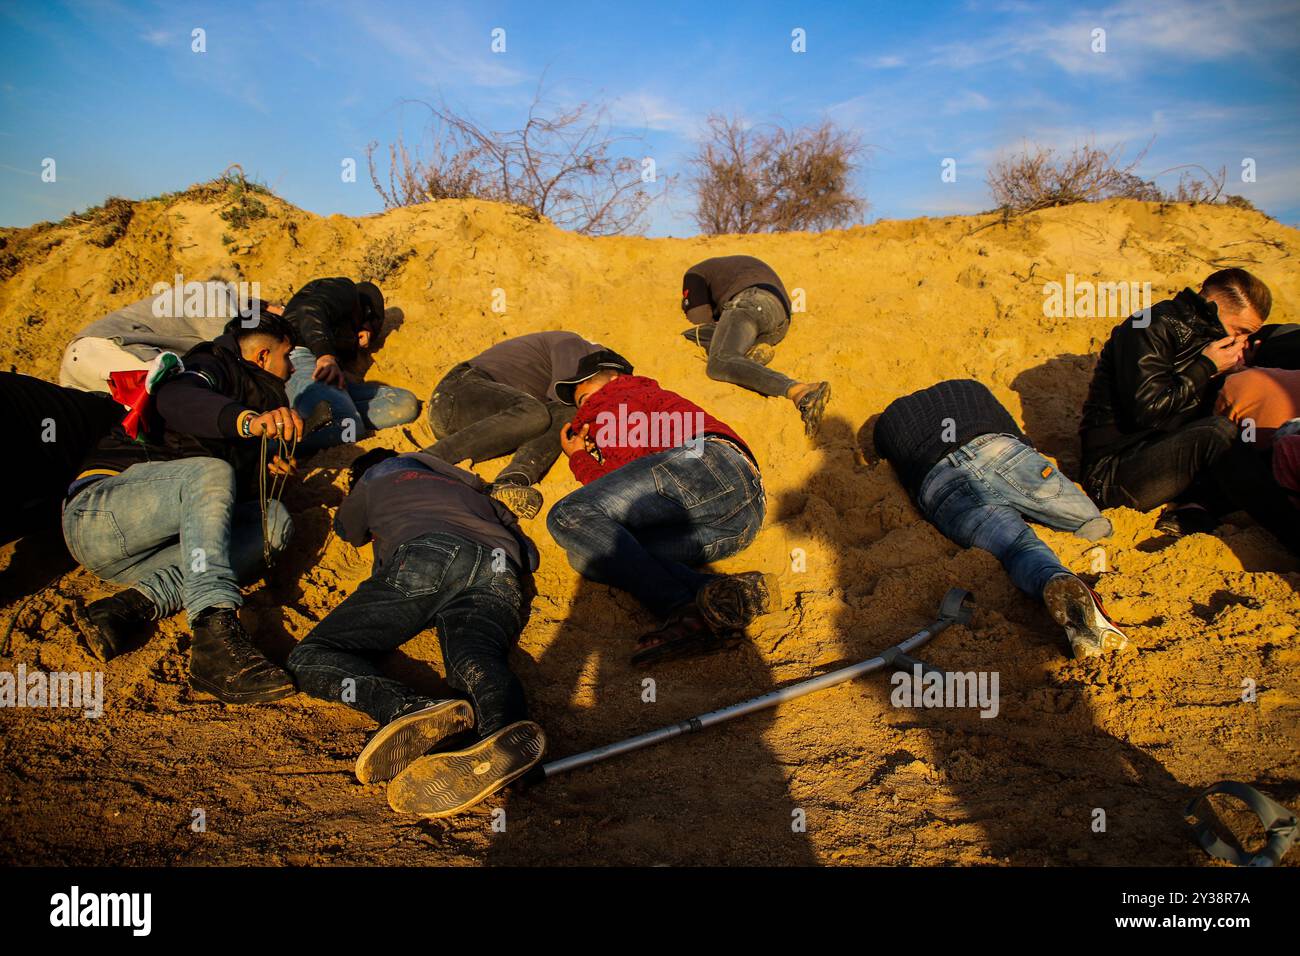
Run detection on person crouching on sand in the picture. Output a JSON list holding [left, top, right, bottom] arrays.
[[546, 349, 780, 664], [869, 379, 1129, 659], [286, 447, 545, 818]]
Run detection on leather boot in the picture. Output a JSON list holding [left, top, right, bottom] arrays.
[[73, 588, 156, 662], [189, 607, 295, 704]]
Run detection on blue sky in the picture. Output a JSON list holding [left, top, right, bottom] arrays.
[[2, 0, 1298, 235]]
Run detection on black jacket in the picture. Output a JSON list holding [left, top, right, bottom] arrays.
[[1079, 289, 1226, 474], [78, 334, 289, 500], [283, 277, 366, 359]]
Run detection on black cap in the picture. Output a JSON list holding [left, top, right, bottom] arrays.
[[356, 281, 385, 329], [555, 348, 634, 405]]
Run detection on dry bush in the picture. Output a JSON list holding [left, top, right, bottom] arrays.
[[71, 197, 135, 248], [988, 143, 1233, 214], [367, 84, 666, 237], [689, 114, 867, 234], [358, 232, 415, 283]]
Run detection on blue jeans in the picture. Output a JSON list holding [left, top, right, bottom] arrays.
[[547, 439, 766, 619], [917, 433, 1110, 599], [286, 347, 420, 452], [62, 458, 293, 623], [286, 533, 528, 733]]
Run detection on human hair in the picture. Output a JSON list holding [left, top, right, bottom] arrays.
[[224, 311, 297, 350], [1201, 268, 1272, 321], [347, 447, 400, 492]]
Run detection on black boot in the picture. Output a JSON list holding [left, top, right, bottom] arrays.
[[189, 607, 295, 704], [73, 588, 156, 662]]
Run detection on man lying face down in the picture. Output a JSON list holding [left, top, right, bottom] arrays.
[[546, 349, 781, 664], [286, 446, 545, 819], [870, 378, 1129, 659], [63, 313, 304, 703]]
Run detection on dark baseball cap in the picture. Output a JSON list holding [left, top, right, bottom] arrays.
[[555, 348, 634, 405]]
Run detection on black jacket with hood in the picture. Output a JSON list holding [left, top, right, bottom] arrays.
[[77, 334, 289, 500], [282, 277, 371, 361], [1079, 288, 1227, 475]]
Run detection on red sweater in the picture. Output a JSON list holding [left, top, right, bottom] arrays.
[[567, 375, 750, 484]]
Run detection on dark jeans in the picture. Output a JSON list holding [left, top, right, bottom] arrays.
[[705, 287, 797, 398], [424, 363, 574, 485], [547, 439, 766, 618], [1085, 416, 1237, 512], [286, 532, 529, 734]]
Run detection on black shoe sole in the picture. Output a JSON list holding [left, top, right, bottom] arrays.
[[188, 673, 296, 705]]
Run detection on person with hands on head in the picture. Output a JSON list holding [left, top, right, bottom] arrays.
[[1079, 268, 1276, 538], [281, 277, 420, 453], [62, 313, 304, 704], [547, 349, 780, 664]]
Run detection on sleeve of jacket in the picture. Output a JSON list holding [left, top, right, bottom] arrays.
[[1123, 323, 1218, 430], [152, 363, 247, 439], [333, 484, 372, 545]]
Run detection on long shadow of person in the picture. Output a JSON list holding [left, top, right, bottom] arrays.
[[766, 411, 1201, 864], [479, 522, 821, 864]]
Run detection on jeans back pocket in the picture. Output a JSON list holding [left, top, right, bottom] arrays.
[[652, 448, 736, 510], [993, 447, 1065, 501], [385, 538, 461, 597]]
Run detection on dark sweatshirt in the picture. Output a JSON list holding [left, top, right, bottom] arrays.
[[873, 379, 1027, 498], [335, 452, 539, 575], [681, 255, 791, 325], [467, 331, 604, 402]]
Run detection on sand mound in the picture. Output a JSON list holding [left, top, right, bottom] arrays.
[[1, 192, 1297, 865]]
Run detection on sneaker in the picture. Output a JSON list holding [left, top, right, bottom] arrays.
[[355, 699, 475, 785], [795, 381, 832, 437], [387, 720, 546, 818], [73, 588, 156, 662], [1042, 574, 1130, 659], [189, 607, 295, 704], [696, 572, 782, 632], [489, 482, 543, 520]]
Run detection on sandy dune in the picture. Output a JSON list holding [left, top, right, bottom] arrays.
[[1, 193, 1296, 865]]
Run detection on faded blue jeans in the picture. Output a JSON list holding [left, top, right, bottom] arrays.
[[286, 347, 421, 453], [62, 457, 293, 623], [547, 439, 766, 619], [917, 433, 1111, 599]]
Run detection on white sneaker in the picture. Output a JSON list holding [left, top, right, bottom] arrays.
[[1042, 574, 1130, 659]]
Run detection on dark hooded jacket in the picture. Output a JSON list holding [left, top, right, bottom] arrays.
[[1079, 289, 1227, 476], [76, 334, 289, 500], [282, 277, 372, 360]]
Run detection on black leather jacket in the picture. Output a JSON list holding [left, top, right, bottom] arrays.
[[283, 277, 365, 360], [1079, 289, 1227, 475]]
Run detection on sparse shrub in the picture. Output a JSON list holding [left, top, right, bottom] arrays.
[[75, 196, 136, 248], [689, 114, 867, 234], [358, 232, 415, 283], [366, 82, 665, 236]]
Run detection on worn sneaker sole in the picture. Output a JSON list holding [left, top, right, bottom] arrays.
[[1043, 575, 1129, 658], [355, 699, 476, 785], [698, 572, 782, 632], [798, 382, 832, 437], [388, 721, 546, 818], [489, 484, 543, 520], [188, 671, 297, 705]]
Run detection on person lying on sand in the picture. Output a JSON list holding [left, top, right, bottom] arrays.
[[286, 447, 545, 818], [58, 274, 271, 393], [281, 276, 419, 453], [870, 379, 1128, 659], [679, 254, 830, 436], [547, 349, 780, 664], [1079, 268, 1275, 539], [422, 330, 608, 518], [63, 313, 302, 703]]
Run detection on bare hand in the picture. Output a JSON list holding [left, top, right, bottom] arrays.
[[1202, 335, 1246, 374], [561, 422, 592, 457], [249, 407, 304, 442], [313, 354, 346, 388], [268, 455, 298, 477]]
